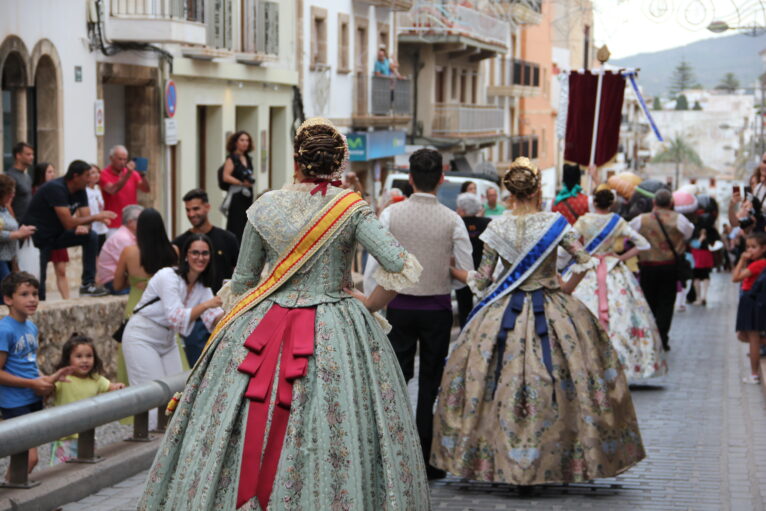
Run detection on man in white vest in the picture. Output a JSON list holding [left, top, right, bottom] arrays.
[[379, 148, 474, 479]]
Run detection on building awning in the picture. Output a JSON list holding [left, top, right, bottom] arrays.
[[347, 130, 407, 161]]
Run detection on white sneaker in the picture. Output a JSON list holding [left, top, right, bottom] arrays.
[[742, 374, 761, 384]]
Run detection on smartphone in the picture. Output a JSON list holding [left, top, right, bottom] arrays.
[[132, 157, 149, 173], [733, 185, 741, 194]]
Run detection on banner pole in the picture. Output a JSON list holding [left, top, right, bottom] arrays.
[[587, 68, 604, 193]]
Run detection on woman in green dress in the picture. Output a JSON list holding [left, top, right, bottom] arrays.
[[113, 208, 183, 386], [140, 118, 430, 510], [432, 158, 645, 486]]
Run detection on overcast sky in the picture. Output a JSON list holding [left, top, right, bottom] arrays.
[[592, 0, 741, 59]]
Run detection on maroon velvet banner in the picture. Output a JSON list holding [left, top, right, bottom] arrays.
[[564, 71, 625, 167]]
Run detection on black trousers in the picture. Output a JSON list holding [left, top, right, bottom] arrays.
[[35, 229, 99, 301], [455, 287, 473, 328], [639, 264, 677, 347], [387, 307, 452, 468]]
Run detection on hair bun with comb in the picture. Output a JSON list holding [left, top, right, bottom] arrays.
[[503, 157, 540, 199]]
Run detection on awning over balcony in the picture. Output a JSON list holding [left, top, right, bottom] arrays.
[[347, 130, 407, 161]]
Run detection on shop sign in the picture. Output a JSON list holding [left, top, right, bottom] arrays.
[[347, 130, 406, 161]]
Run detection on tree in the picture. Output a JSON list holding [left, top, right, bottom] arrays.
[[692, 100, 703, 110], [651, 135, 703, 188], [669, 60, 697, 96], [715, 72, 740, 93], [652, 96, 662, 110], [675, 94, 689, 110]]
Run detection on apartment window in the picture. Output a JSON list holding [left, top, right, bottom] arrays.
[[435, 68, 446, 103], [310, 6, 328, 70], [460, 71, 467, 103], [451, 68, 458, 100], [338, 14, 350, 73], [378, 23, 390, 54], [500, 58, 507, 86], [583, 25, 590, 69], [489, 58, 496, 87], [208, 0, 233, 49], [533, 65, 540, 87], [471, 74, 478, 104], [242, 0, 279, 55]]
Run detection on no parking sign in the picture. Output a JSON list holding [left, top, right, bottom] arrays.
[[165, 80, 177, 118]]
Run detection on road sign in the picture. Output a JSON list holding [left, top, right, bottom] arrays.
[[165, 118, 178, 145], [165, 80, 177, 118]]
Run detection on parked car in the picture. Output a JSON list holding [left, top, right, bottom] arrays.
[[383, 171, 501, 211]]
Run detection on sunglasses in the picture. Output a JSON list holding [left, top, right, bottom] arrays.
[[188, 250, 210, 257]]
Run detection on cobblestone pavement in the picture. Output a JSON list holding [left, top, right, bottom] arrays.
[[61, 273, 766, 510]]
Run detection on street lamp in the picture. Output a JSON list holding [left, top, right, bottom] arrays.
[[707, 20, 766, 36]]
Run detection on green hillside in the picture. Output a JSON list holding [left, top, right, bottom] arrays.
[[611, 33, 766, 97]]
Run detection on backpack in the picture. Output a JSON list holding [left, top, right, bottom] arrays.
[[217, 156, 231, 191]]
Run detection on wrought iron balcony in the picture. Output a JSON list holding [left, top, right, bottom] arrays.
[[488, 58, 541, 97], [432, 104, 504, 138], [107, 0, 207, 45], [398, 1, 510, 54]]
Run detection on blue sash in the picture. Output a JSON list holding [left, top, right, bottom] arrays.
[[562, 213, 620, 274], [465, 214, 569, 327]]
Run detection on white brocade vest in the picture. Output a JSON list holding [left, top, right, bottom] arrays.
[[387, 194, 455, 296]]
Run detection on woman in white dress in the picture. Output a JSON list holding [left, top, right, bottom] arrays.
[[122, 234, 224, 424], [569, 189, 667, 381]]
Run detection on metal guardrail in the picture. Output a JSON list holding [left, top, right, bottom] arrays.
[[370, 76, 412, 116], [0, 372, 187, 489]]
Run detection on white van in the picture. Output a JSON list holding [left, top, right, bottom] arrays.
[[383, 171, 501, 211]]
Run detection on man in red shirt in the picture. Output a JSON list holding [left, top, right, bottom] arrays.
[[100, 145, 150, 234]]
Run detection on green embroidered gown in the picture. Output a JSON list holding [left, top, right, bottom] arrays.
[[139, 184, 429, 510]]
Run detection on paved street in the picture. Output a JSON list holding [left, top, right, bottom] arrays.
[[61, 273, 766, 510]]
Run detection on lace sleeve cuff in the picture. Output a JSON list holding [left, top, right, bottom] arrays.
[[372, 312, 392, 334], [466, 270, 486, 297], [570, 257, 598, 273], [372, 253, 423, 293], [217, 281, 242, 313]]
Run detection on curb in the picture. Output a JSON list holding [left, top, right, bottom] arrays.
[[761, 357, 766, 398], [0, 437, 160, 511]]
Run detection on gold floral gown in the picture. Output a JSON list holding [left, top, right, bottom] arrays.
[[571, 213, 667, 381], [431, 211, 645, 485]]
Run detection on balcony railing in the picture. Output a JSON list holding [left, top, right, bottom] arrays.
[[110, 0, 204, 22], [371, 76, 412, 116], [433, 104, 504, 137], [509, 135, 539, 160], [398, 2, 510, 51], [108, 0, 207, 45]]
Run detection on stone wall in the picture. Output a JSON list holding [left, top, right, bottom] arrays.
[[0, 295, 128, 380]]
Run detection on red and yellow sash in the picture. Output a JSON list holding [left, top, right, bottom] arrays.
[[204, 189, 364, 351]]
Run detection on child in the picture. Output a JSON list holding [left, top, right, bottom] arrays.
[[86, 164, 109, 251], [691, 227, 714, 306], [732, 232, 766, 384], [0, 272, 72, 477], [49, 334, 124, 463]]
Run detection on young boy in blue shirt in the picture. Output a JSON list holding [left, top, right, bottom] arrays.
[[0, 272, 72, 477]]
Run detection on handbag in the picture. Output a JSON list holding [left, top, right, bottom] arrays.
[[112, 296, 161, 342], [654, 212, 692, 283]]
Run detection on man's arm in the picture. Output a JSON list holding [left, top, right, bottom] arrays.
[[54, 206, 115, 231], [677, 214, 695, 240], [451, 217, 474, 289], [137, 171, 150, 193], [101, 167, 133, 195]]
